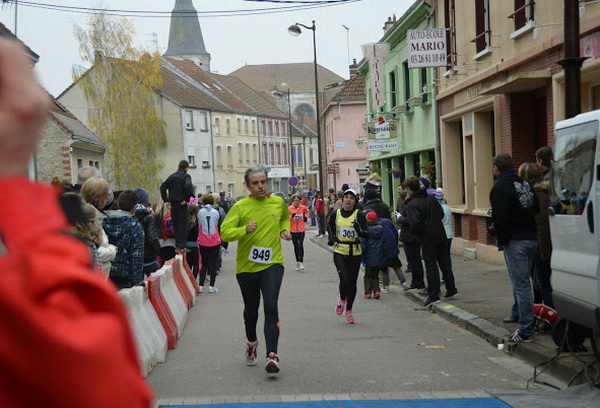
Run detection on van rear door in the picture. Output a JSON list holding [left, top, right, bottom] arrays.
[[550, 113, 600, 331]]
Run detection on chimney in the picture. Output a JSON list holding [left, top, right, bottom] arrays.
[[349, 58, 358, 78], [383, 14, 397, 35]]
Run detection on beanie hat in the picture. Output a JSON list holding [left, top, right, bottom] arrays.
[[364, 189, 377, 201], [435, 187, 444, 201], [366, 211, 379, 223], [418, 177, 431, 190], [133, 187, 149, 207], [343, 188, 357, 199]]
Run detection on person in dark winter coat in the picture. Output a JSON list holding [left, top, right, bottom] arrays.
[[160, 160, 193, 252], [398, 179, 425, 290], [102, 190, 145, 290], [401, 176, 457, 307], [133, 187, 161, 276], [490, 154, 539, 345]]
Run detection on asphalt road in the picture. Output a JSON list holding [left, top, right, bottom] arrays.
[[147, 226, 541, 400]]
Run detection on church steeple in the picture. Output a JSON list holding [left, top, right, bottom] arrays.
[[163, 0, 211, 71]]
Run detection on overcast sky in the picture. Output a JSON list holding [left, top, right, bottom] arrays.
[[0, 0, 414, 96]]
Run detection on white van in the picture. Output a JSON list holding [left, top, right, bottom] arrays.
[[550, 110, 600, 350]]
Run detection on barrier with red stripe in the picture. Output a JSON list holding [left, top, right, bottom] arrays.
[[166, 258, 193, 309], [180, 253, 200, 295], [146, 275, 178, 349]]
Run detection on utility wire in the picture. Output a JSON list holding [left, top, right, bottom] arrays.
[[242, 0, 358, 3], [10, 0, 362, 18]]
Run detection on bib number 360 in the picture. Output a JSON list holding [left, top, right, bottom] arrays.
[[249, 246, 272, 264]]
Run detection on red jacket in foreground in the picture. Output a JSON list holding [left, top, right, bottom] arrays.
[[0, 178, 153, 408]]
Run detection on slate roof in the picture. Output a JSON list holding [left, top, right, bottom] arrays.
[[164, 57, 255, 114], [228, 63, 345, 92], [212, 74, 286, 119], [49, 100, 107, 148], [291, 114, 317, 138], [0, 21, 39, 62], [160, 62, 230, 111], [163, 0, 209, 57]]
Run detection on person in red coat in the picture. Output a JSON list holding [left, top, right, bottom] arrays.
[[0, 38, 153, 408], [314, 192, 326, 237]]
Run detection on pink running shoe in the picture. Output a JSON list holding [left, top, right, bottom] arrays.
[[345, 309, 355, 324], [265, 352, 280, 374], [335, 299, 346, 315]]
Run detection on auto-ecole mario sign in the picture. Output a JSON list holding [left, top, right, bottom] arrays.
[[407, 28, 447, 68]]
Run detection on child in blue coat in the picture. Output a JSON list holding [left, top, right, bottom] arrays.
[[361, 211, 387, 299]]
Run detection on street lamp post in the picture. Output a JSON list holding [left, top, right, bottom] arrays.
[[288, 20, 325, 194], [287, 88, 294, 178]]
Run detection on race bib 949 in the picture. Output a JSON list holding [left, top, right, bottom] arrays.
[[249, 246, 273, 264], [293, 214, 303, 221]]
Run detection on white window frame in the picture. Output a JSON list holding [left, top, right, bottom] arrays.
[[185, 110, 194, 130], [187, 146, 196, 168]]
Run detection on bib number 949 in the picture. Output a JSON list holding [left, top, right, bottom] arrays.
[[249, 246, 272, 264]]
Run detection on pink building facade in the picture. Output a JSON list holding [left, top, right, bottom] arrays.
[[322, 75, 369, 193]]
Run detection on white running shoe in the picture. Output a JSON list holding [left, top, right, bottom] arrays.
[[265, 352, 280, 374], [246, 341, 258, 366]]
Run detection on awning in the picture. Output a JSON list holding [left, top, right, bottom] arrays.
[[479, 70, 551, 95]]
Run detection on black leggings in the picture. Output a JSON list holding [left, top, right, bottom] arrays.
[[199, 245, 220, 286], [236, 264, 284, 356], [291, 232, 305, 262], [186, 247, 199, 278], [333, 252, 361, 311]]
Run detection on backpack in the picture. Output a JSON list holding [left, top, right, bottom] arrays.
[[162, 213, 175, 239]]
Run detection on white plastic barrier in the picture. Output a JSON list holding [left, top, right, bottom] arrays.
[[142, 286, 168, 363], [153, 264, 188, 337], [175, 254, 197, 306], [119, 288, 153, 377]]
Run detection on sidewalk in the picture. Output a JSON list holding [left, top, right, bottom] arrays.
[[310, 233, 597, 387]]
